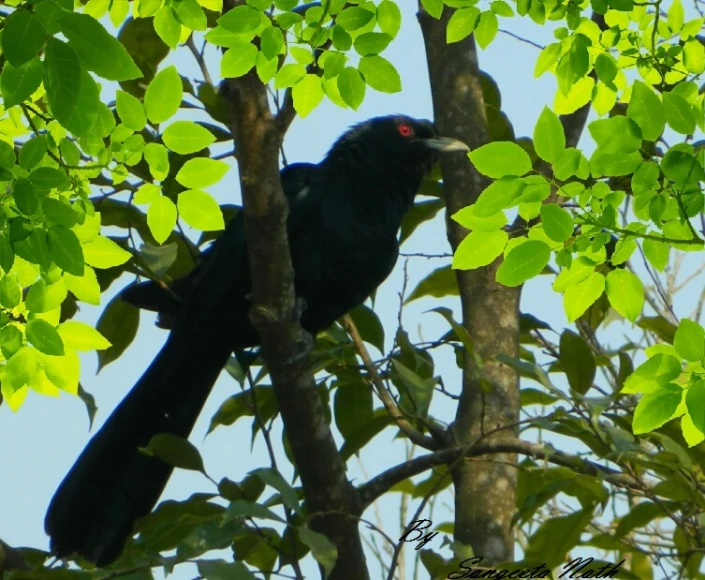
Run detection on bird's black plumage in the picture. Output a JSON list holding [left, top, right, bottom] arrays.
[[45, 115, 468, 566]]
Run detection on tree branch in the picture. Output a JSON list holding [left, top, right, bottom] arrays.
[[342, 314, 438, 450], [358, 439, 645, 508], [221, 2, 367, 577]]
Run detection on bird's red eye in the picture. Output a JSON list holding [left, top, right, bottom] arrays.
[[398, 123, 414, 137]]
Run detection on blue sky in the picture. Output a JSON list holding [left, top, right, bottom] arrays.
[[0, 3, 630, 577]]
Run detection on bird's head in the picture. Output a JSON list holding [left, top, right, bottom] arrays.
[[328, 115, 469, 176]]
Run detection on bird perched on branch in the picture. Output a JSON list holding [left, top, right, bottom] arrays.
[[45, 115, 469, 566]]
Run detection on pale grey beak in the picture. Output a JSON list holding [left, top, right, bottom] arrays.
[[423, 136, 470, 152]]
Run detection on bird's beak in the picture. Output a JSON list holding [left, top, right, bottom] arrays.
[[423, 137, 470, 153]]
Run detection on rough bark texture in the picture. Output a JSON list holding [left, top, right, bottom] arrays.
[[419, 6, 521, 565], [221, 6, 367, 575]]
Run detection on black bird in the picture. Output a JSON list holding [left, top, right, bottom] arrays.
[[45, 115, 469, 566]]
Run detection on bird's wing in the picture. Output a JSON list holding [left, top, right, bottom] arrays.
[[121, 162, 321, 325]]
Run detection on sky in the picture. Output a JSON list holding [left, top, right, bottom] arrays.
[[1, 2, 690, 578]]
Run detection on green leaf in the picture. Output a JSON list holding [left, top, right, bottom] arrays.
[[469, 142, 532, 178], [535, 43, 561, 77], [623, 353, 681, 394], [0, 275, 21, 308], [143, 433, 206, 472], [29, 167, 69, 192], [354, 32, 392, 55], [261, 26, 284, 60], [2, 10, 46, 67], [589, 116, 642, 154], [391, 359, 435, 418], [496, 240, 550, 287], [336, 6, 374, 31], [605, 269, 644, 323], [475, 10, 499, 49], [176, 158, 230, 188], [474, 177, 524, 216], [661, 150, 705, 185], [47, 226, 84, 276], [491, 1, 514, 16], [540, 203, 573, 242], [19, 135, 48, 169], [564, 272, 605, 322], [377, 1, 401, 36], [144, 66, 183, 124], [0, 58, 44, 109], [26, 319, 64, 356], [26, 279, 67, 313], [337, 67, 366, 110], [221, 43, 258, 78], [452, 204, 507, 232], [299, 527, 338, 579], [97, 294, 139, 370], [590, 151, 641, 177], [334, 380, 373, 439], [0, 240, 14, 274], [594, 53, 618, 87], [446, 7, 480, 43], [217, 5, 261, 33], [347, 304, 385, 352], [154, 6, 182, 50], [162, 121, 216, 154], [116, 90, 147, 131], [83, 235, 132, 268], [453, 230, 508, 270], [40, 349, 79, 394], [559, 330, 596, 394], [274, 63, 307, 89], [64, 266, 101, 305], [144, 143, 170, 181], [643, 238, 669, 271], [292, 74, 325, 118], [421, 0, 443, 18], [7, 347, 37, 391], [533, 107, 565, 164], [172, 0, 206, 30], [664, 91, 696, 135], [406, 265, 458, 302], [60, 12, 141, 80], [13, 179, 39, 216], [627, 81, 665, 141], [674, 319, 705, 362], [668, 0, 684, 32], [632, 161, 659, 194], [633, 383, 683, 434], [683, 39, 705, 74], [148, 196, 178, 244], [224, 499, 285, 523], [42, 198, 77, 227], [177, 189, 225, 231], [45, 38, 100, 137], [359, 56, 402, 93]]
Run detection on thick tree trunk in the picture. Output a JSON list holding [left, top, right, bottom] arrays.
[[419, 6, 521, 565]]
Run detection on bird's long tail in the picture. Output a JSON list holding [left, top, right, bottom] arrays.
[[44, 316, 234, 566]]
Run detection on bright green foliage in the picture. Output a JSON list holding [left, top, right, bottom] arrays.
[[144, 66, 183, 124], [162, 121, 216, 154], [468, 142, 532, 178], [147, 196, 178, 244], [177, 190, 225, 231], [495, 241, 551, 287], [292, 74, 325, 117], [176, 158, 230, 189], [534, 107, 565, 163]]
